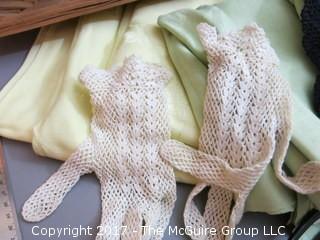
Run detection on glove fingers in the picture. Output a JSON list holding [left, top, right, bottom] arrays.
[[146, 188, 176, 240], [292, 161, 320, 193], [122, 208, 143, 240], [228, 193, 248, 229], [96, 182, 128, 240], [183, 183, 208, 240], [276, 161, 320, 194], [273, 125, 320, 194], [160, 140, 213, 180], [22, 157, 89, 222], [160, 140, 232, 185], [142, 206, 160, 240], [161, 140, 270, 194], [204, 186, 233, 240]]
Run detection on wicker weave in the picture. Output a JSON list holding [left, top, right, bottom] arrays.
[[0, 0, 137, 37]]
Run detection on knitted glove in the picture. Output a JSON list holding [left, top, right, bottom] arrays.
[[160, 23, 320, 240], [22, 56, 176, 240]]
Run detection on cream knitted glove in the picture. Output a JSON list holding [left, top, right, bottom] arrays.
[[160, 23, 320, 240], [22, 56, 176, 240]]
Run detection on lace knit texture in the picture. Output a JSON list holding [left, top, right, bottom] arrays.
[[301, 0, 320, 115], [22, 56, 176, 240], [161, 23, 320, 240]]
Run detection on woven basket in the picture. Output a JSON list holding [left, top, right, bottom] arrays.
[[0, 0, 137, 37]]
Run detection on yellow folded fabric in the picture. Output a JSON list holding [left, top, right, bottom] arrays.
[[0, 0, 220, 183], [32, 8, 124, 160], [0, 20, 77, 142]]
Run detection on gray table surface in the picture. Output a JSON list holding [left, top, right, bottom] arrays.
[[0, 30, 291, 240]]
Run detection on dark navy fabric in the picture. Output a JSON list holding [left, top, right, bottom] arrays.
[[301, 0, 320, 115], [314, 76, 320, 115]]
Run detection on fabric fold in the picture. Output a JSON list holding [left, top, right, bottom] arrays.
[[0, 21, 77, 141], [31, 8, 123, 160], [158, 0, 320, 221]]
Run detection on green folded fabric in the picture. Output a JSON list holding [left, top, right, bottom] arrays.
[[158, 0, 320, 221], [288, 0, 304, 15]]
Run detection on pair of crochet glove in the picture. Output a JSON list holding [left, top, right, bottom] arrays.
[[161, 23, 320, 240], [22, 56, 176, 240]]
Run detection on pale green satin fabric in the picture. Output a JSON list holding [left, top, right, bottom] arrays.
[[158, 0, 320, 219]]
